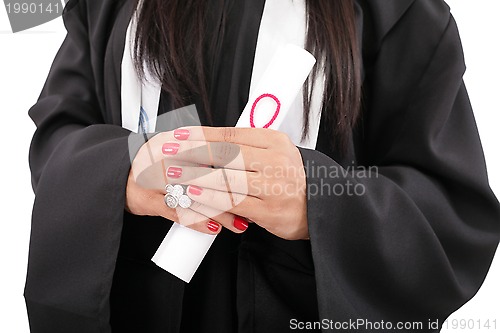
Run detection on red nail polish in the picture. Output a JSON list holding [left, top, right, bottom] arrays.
[[167, 167, 182, 179], [233, 216, 248, 231], [188, 185, 203, 196], [174, 129, 190, 140], [207, 220, 220, 233], [162, 142, 180, 155]]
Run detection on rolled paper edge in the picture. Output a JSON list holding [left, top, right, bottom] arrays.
[[152, 223, 217, 283], [236, 44, 316, 129]]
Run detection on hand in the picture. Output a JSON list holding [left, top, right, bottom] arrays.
[[125, 130, 247, 235], [161, 126, 309, 240]]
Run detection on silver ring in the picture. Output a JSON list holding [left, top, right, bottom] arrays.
[[164, 184, 192, 209]]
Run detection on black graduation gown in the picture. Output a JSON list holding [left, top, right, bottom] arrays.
[[25, 0, 500, 332]]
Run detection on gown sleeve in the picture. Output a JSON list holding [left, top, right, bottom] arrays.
[[300, 2, 500, 330], [24, 1, 131, 332]]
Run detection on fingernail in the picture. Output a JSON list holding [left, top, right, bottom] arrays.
[[167, 167, 182, 179], [188, 185, 203, 196], [233, 216, 248, 231], [174, 129, 190, 140], [207, 220, 220, 233], [162, 142, 180, 155]]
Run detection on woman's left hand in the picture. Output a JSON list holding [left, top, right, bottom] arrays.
[[163, 126, 309, 240]]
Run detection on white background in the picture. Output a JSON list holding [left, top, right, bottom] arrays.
[[0, 1, 498, 331]]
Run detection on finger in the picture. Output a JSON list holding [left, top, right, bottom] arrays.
[[161, 140, 270, 171], [132, 133, 200, 183], [176, 126, 287, 148], [166, 165, 257, 196], [131, 131, 223, 175], [184, 220, 222, 235], [175, 205, 216, 228], [130, 132, 175, 176], [186, 185, 262, 221], [132, 159, 204, 192], [172, 209, 222, 235], [159, 200, 222, 235], [142, 190, 247, 234], [149, 192, 179, 221], [188, 201, 248, 233], [131, 128, 277, 176]]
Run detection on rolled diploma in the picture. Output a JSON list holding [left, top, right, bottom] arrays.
[[152, 44, 316, 283]]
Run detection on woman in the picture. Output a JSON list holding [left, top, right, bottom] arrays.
[[25, 0, 500, 332]]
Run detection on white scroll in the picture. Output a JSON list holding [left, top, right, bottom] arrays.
[[121, 0, 324, 283], [151, 45, 316, 282]]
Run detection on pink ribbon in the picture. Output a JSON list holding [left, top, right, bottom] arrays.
[[250, 93, 281, 128]]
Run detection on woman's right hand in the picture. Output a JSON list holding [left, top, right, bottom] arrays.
[[125, 131, 249, 235]]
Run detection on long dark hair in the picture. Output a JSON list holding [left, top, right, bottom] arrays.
[[133, 0, 361, 152]]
